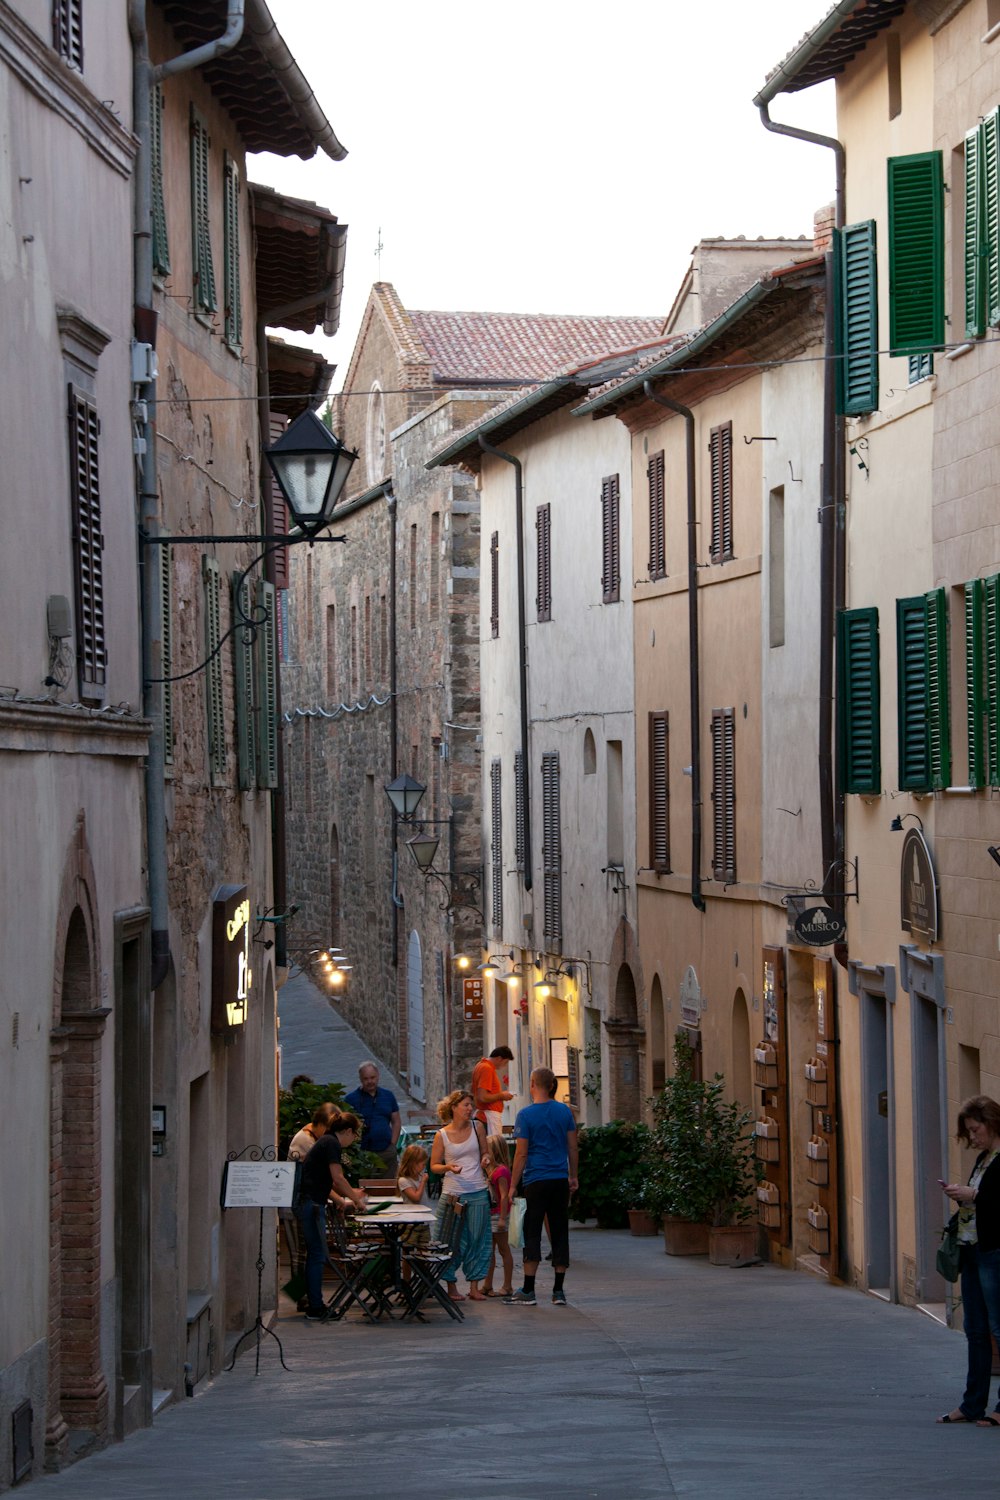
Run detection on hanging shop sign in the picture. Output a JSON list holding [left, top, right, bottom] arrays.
[[212, 883, 251, 1034], [793, 904, 846, 948], [900, 827, 939, 946]]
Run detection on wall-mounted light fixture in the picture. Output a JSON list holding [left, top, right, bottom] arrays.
[[890, 813, 924, 832], [987, 846, 1000, 871]]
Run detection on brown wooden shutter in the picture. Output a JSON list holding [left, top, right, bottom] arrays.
[[711, 707, 736, 883], [542, 751, 561, 949], [649, 712, 670, 872], [710, 422, 733, 563], [536, 503, 552, 622], [68, 385, 107, 697], [490, 758, 503, 931], [52, 0, 83, 69], [514, 750, 526, 871], [648, 450, 665, 580], [601, 473, 620, 603], [490, 530, 499, 638], [265, 412, 289, 588]]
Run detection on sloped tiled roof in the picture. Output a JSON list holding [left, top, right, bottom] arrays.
[[408, 310, 664, 386], [755, 0, 907, 103]]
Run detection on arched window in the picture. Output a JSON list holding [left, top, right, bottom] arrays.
[[583, 727, 597, 775]]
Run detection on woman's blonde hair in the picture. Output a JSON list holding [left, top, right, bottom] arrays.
[[436, 1089, 474, 1124], [397, 1144, 428, 1180], [486, 1134, 510, 1169]]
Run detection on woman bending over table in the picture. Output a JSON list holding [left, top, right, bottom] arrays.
[[938, 1095, 1000, 1426], [431, 1090, 492, 1302]]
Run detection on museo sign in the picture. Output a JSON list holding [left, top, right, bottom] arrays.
[[793, 904, 846, 947], [900, 827, 939, 945]]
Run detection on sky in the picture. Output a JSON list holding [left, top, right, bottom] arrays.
[[251, 1, 839, 388]]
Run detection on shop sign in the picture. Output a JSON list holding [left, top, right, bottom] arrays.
[[463, 976, 484, 1021], [679, 965, 702, 1027], [900, 827, 939, 945], [212, 883, 251, 1033], [793, 905, 845, 948]]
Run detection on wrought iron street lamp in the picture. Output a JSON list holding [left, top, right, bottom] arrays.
[[384, 774, 427, 821], [263, 409, 358, 537]]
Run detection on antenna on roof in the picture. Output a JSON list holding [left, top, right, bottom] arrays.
[[374, 225, 384, 280]]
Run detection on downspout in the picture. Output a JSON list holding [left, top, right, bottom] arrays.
[[387, 485, 403, 949], [756, 101, 846, 911], [643, 382, 705, 912], [478, 437, 532, 893], [130, 0, 246, 992]]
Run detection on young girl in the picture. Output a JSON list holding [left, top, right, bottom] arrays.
[[483, 1134, 514, 1297], [396, 1145, 431, 1263]]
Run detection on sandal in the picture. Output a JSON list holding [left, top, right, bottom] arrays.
[[938, 1411, 976, 1424], [498, 1286, 513, 1297], [482, 1288, 497, 1297], [977, 1415, 1000, 1428]]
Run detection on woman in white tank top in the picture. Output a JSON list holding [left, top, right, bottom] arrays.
[[431, 1090, 492, 1300]]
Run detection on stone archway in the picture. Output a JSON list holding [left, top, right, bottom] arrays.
[[606, 964, 643, 1121]]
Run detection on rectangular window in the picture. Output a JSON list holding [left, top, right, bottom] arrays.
[[709, 422, 733, 563], [202, 556, 226, 785], [536, 503, 552, 622], [541, 751, 561, 949], [409, 524, 417, 630], [52, 0, 83, 70], [607, 740, 624, 867], [222, 153, 242, 349], [837, 607, 881, 794], [648, 450, 665, 580], [887, 152, 944, 356], [68, 385, 107, 700], [490, 759, 503, 932], [601, 473, 620, 603], [886, 31, 901, 120], [514, 750, 526, 872], [768, 486, 785, 648], [255, 579, 278, 789], [350, 604, 358, 696], [837, 220, 879, 415], [190, 106, 216, 317], [232, 573, 257, 791], [326, 604, 337, 700], [649, 712, 670, 873], [710, 708, 736, 885], [151, 84, 170, 276], [160, 545, 174, 766], [964, 109, 1000, 339], [896, 596, 930, 790], [490, 530, 499, 638], [364, 594, 372, 687], [379, 593, 388, 681], [430, 511, 440, 619]]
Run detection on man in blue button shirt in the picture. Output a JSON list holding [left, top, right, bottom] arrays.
[[345, 1062, 401, 1177], [504, 1066, 578, 1307]]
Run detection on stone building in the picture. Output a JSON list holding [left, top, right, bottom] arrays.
[[282, 285, 660, 1106]]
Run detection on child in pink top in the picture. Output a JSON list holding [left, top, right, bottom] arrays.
[[483, 1134, 514, 1297]]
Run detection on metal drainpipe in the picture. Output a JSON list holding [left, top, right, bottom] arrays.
[[129, 0, 245, 988], [477, 436, 532, 892], [387, 486, 402, 950], [756, 102, 847, 915], [643, 382, 705, 912]]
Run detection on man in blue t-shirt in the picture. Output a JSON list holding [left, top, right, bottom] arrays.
[[344, 1061, 401, 1176], [505, 1066, 578, 1307]]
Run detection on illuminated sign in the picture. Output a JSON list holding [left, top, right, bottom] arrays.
[[212, 883, 252, 1033]]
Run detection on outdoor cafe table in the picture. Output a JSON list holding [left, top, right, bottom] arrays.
[[356, 1203, 438, 1315]]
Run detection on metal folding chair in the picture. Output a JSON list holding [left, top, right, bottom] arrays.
[[322, 1209, 394, 1321], [400, 1196, 466, 1322]]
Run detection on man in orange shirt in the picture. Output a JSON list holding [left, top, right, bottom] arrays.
[[472, 1046, 514, 1136]]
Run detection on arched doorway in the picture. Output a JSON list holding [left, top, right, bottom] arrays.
[[650, 976, 666, 1092], [329, 824, 341, 947], [731, 988, 752, 1108], [406, 930, 425, 1100], [606, 964, 642, 1121]]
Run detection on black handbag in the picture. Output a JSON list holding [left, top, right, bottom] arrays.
[[936, 1212, 961, 1283]]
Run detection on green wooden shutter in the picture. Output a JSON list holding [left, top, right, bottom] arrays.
[[837, 607, 881, 794], [985, 109, 1000, 328], [232, 572, 257, 790], [151, 84, 170, 276], [985, 574, 1000, 785], [966, 579, 985, 788], [223, 153, 242, 348], [541, 751, 561, 950], [965, 126, 986, 339], [202, 556, 226, 784], [490, 759, 503, 931], [887, 153, 944, 355], [838, 221, 879, 416], [896, 596, 929, 790], [190, 107, 216, 315], [256, 578, 278, 789], [925, 587, 951, 790], [160, 544, 174, 766]]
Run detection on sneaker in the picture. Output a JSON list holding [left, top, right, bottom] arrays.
[[303, 1307, 329, 1322], [502, 1288, 537, 1306], [551, 1288, 567, 1306]]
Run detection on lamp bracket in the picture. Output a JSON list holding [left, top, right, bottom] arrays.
[[778, 857, 859, 907]]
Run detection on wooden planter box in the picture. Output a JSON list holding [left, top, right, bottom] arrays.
[[663, 1216, 710, 1256], [755, 1116, 780, 1163], [805, 1058, 828, 1107], [709, 1223, 759, 1266], [753, 1042, 778, 1089], [627, 1208, 659, 1237]]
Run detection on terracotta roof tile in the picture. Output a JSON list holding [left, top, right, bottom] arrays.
[[407, 309, 664, 385]]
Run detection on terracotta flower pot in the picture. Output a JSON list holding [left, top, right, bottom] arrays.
[[627, 1208, 658, 1237], [662, 1215, 710, 1256], [708, 1223, 759, 1265]]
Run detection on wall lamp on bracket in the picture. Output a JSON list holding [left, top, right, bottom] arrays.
[[987, 846, 1000, 871], [890, 813, 924, 832]]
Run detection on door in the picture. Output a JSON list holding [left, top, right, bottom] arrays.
[[861, 987, 895, 1297], [913, 991, 947, 1303], [406, 929, 425, 1101]]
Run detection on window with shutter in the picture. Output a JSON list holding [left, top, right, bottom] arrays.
[[202, 557, 226, 784], [837, 607, 881, 794], [68, 385, 106, 700], [265, 413, 289, 588], [966, 579, 985, 789], [514, 751, 526, 872], [536, 504, 552, 622], [232, 573, 257, 790], [490, 759, 503, 932], [986, 574, 1000, 786], [223, 153, 242, 349], [490, 531, 499, 638], [52, 0, 83, 70], [887, 152, 944, 356], [151, 85, 170, 276], [648, 450, 665, 580], [160, 545, 174, 765], [837, 220, 879, 415], [649, 712, 670, 873], [896, 597, 930, 790], [541, 751, 561, 950], [710, 708, 736, 884], [601, 474, 620, 603], [964, 110, 1000, 338], [709, 422, 733, 563], [925, 586, 951, 790], [190, 107, 217, 316], [256, 578, 278, 789]]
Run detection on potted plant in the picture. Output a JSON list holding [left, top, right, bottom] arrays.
[[701, 1090, 763, 1266], [624, 1181, 659, 1237]]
